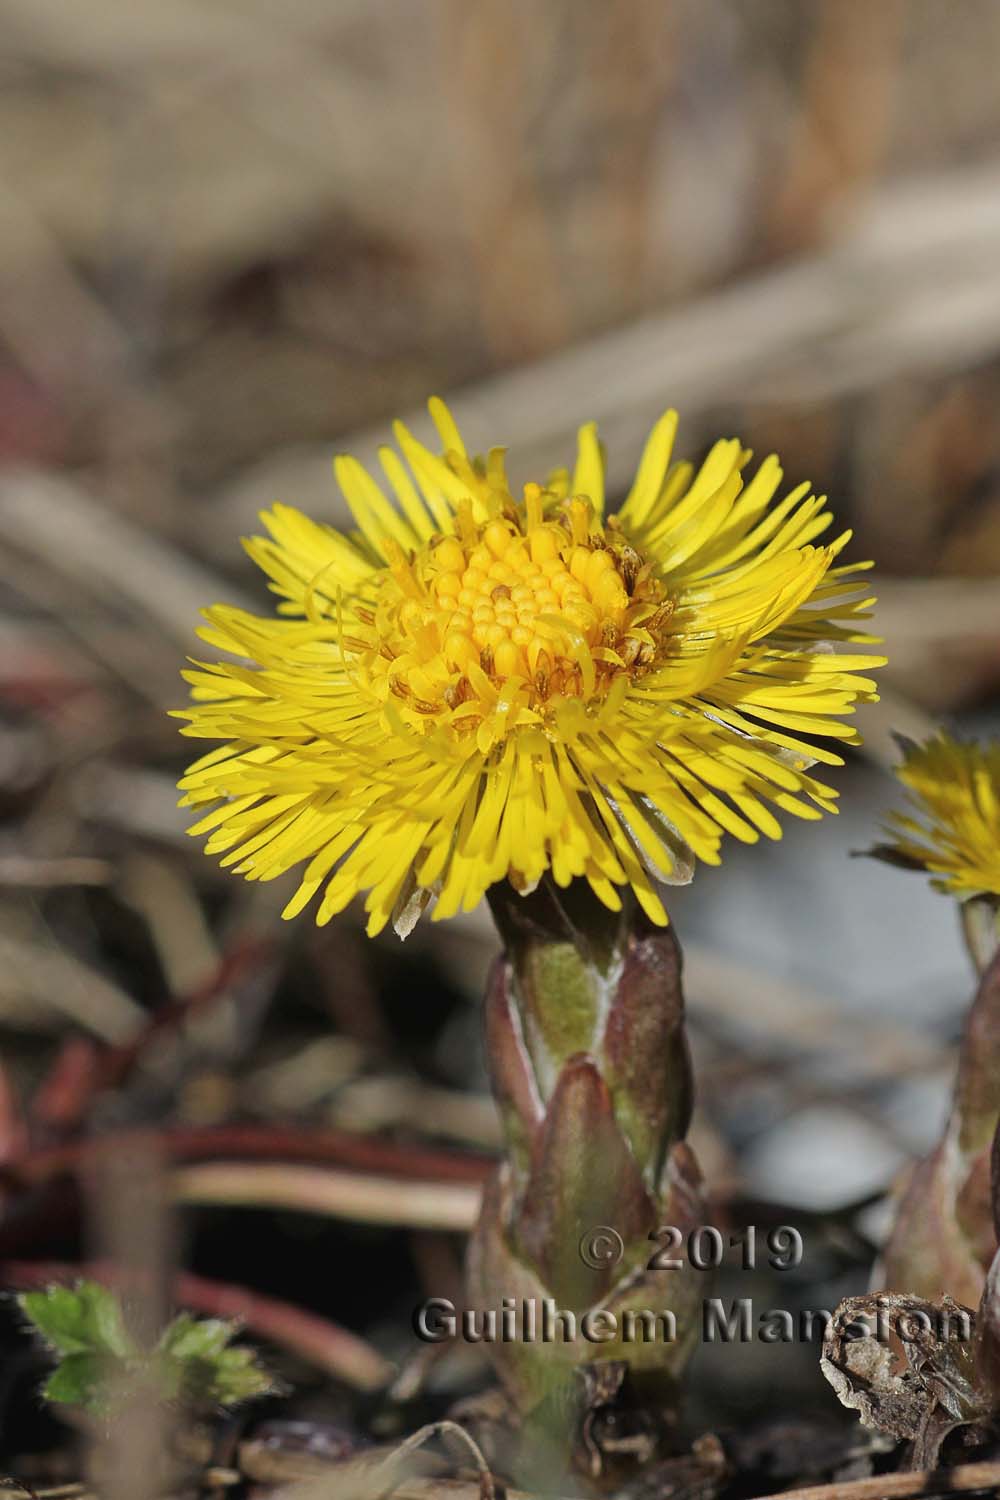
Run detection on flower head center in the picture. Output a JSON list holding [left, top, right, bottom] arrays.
[[361, 485, 675, 731]]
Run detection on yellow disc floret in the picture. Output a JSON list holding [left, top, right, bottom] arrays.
[[362, 486, 674, 743]]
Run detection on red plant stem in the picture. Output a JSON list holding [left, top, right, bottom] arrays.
[[21, 940, 274, 1143], [2, 1258, 393, 1393], [4, 1122, 493, 1191], [0, 1126, 492, 1261], [30, 1038, 102, 1135], [89, 939, 274, 1099], [0, 1057, 27, 1164]]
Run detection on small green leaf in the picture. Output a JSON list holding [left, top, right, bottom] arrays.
[[42, 1353, 105, 1409], [22, 1283, 275, 1415], [21, 1288, 91, 1354], [158, 1313, 236, 1363], [157, 1310, 276, 1407], [195, 1344, 277, 1406], [21, 1282, 133, 1361], [78, 1282, 133, 1359], [169, 1345, 277, 1409]]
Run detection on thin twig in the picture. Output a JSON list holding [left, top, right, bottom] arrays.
[[171, 1162, 481, 1232], [7, 1122, 493, 1191], [264, 1428, 508, 1500], [1, 1486, 93, 1499], [272, 1477, 579, 1500], [757, 1457, 1000, 1500], [372, 1422, 496, 1500]]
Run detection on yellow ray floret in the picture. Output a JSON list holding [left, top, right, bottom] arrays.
[[877, 733, 1000, 900], [175, 401, 885, 935]]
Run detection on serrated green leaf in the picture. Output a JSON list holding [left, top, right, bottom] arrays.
[[171, 1342, 277, 1408], [21, 1282, 133, 1362], [202, 1345, 276, 1405], [158, 1310, 275, 1408], [20, 1289, 88, 1353], [78, 1282, 133, 1359], [21, 1286, 97, 1355], [158, 1313, 236, 1363], [42, 1353, 105, 1408]]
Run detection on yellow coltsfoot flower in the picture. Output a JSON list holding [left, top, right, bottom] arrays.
[[876, 733, 1000, 901], [874, 734, 1000, 1307], [176, 400, 883, 935]]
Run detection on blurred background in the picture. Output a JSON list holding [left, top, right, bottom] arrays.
[[2, 0, 1000, 1483]]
